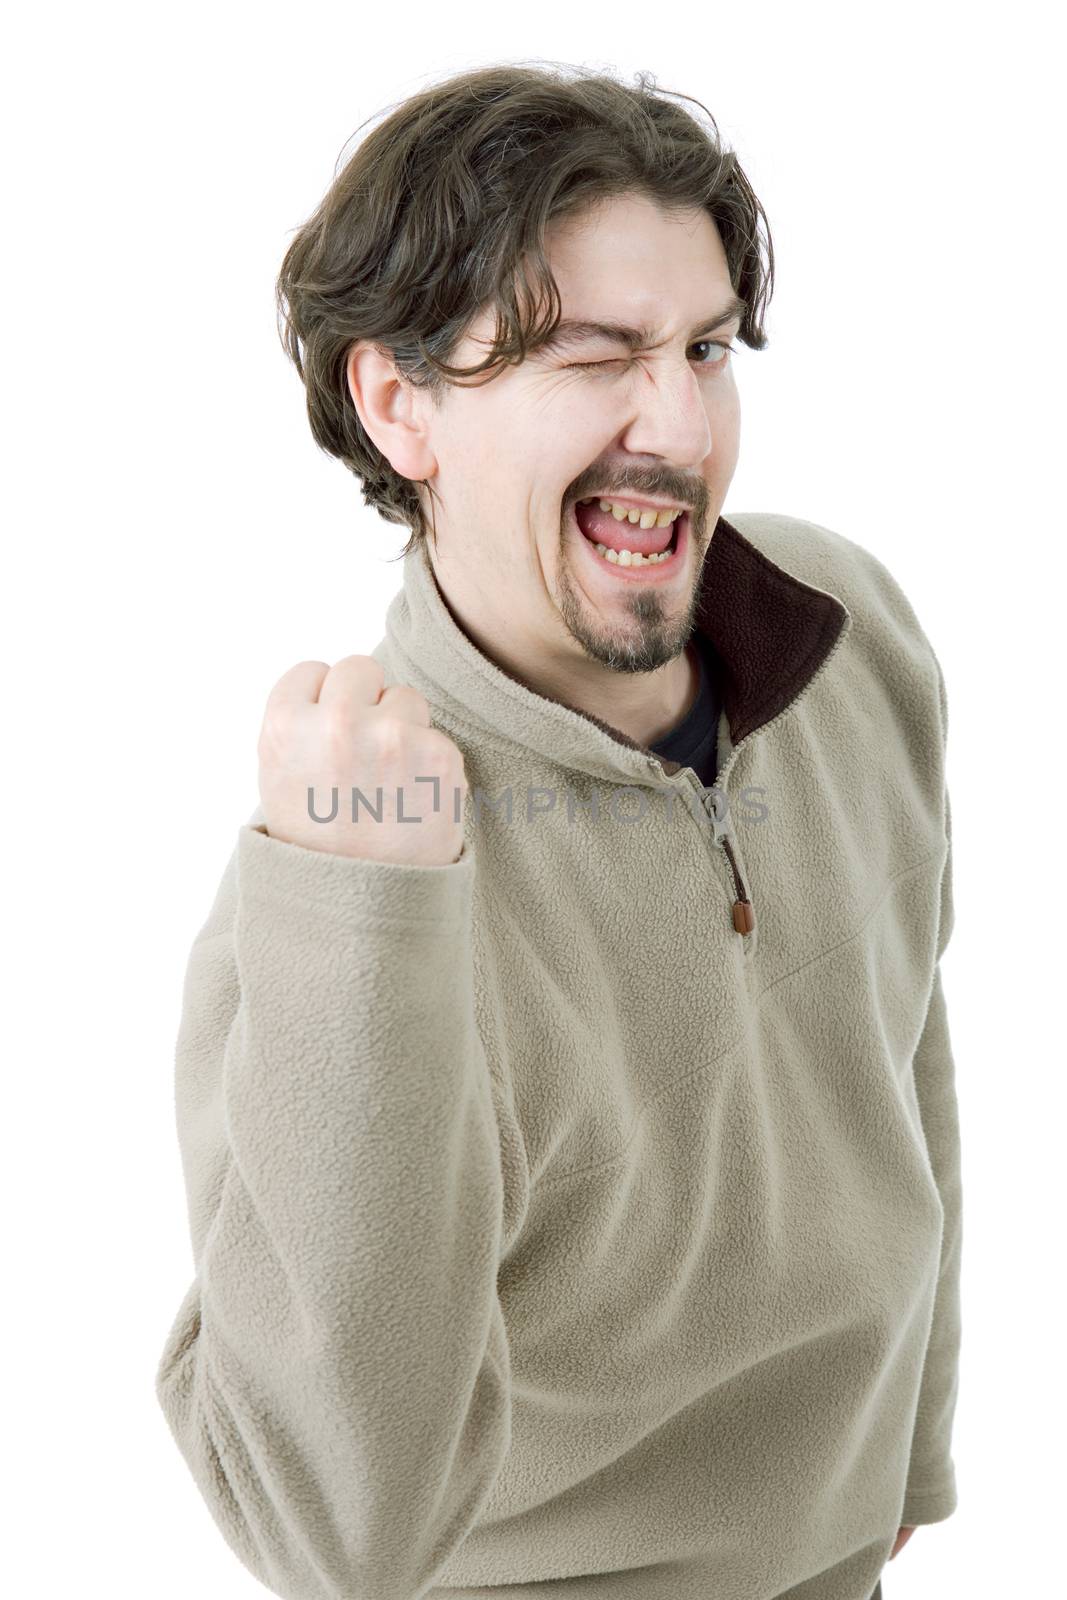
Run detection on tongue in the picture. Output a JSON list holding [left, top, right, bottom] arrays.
[[575, 500, 674, 555]]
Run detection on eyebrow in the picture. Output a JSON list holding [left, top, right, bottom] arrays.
[[532, 293, 748, 358]]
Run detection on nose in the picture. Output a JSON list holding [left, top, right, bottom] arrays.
[[617, 359, 715, 469]]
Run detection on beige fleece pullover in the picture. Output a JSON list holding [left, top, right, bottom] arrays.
[[155, 510, 961, 1600]]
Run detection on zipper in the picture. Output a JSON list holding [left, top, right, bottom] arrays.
[[700, 781, 755, 935], [644, 753, 756, 936], [720, 823, 755, 934]]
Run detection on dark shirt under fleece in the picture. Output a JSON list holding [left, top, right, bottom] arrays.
[[649, 634, 722, 788]]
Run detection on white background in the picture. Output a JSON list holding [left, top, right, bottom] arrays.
[[4, 2, 1063, 1595]]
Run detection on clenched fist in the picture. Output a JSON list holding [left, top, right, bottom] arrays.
[[257, 655, 468, 866]]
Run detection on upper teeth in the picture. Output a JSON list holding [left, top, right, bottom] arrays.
[[578, 497, 683, 529]]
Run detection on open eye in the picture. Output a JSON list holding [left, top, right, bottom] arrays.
[[691, 339, 738, 366]]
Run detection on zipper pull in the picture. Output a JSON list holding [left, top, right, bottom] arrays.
[[704, 788, 756, 934], [722, 833, 756, 933]]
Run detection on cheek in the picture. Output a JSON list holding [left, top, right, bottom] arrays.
[[709, 384, 741, 458]]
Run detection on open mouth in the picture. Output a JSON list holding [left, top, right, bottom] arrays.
[[566, 498, 690, 580]]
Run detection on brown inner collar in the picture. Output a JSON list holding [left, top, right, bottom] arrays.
[[696, 514, 849, 746]]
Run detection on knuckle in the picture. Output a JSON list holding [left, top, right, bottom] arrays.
[[426, 729, 467, 782], [257, 705, 290, 757], [401, 685, 430, 717], [273, 660, 327, 695], [320, 705, 359, 758], [371, 716, 409, 766]]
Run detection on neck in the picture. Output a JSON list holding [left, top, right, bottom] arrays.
[[545, 637, 702, 748], [424, 546, 703, 749]]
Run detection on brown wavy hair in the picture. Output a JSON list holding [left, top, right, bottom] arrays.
[[274, 60, 775, 561]]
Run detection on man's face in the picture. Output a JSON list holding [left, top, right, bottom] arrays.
[[415, 190, 742, 678]]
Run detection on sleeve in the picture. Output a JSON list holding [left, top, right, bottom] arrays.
[[901, 654, 963, 1527], [153, 808, 527, 1600]]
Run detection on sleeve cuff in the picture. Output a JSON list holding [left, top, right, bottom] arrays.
[[237, 819, 475, 936], [900, 1470, 958, 1526]]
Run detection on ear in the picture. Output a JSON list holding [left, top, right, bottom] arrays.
[[345, 341, 436, 482]]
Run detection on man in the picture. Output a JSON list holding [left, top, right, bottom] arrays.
[[155, 64, 960, 1600]]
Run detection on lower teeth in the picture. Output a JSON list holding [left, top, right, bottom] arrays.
[[592, 532, 676, 567]]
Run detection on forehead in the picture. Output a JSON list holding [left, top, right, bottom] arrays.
[[545, 193, 735, 314]]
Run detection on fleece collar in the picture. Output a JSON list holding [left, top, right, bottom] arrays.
[[382, 515, 852, 788]]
